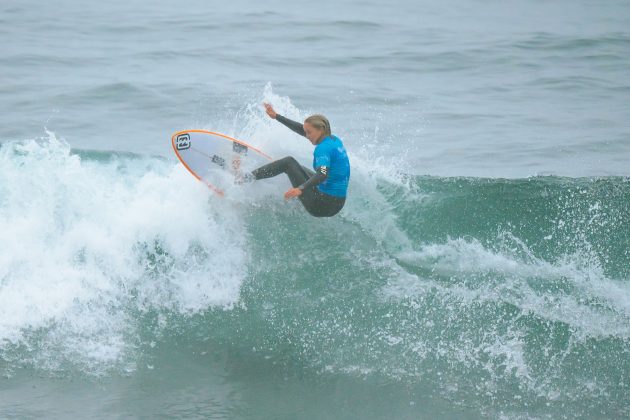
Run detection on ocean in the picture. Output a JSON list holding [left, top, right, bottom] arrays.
[[1, 0, 629, 418]]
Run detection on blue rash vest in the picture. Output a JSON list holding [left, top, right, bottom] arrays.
[[312, 135, 350, 198]]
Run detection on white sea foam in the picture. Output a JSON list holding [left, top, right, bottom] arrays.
[[389, 236, 630, 340], [0, 133, 249, 373]]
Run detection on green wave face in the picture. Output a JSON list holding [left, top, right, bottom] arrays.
[[235, 175, 629, 417], [1, 138, 628, 418]]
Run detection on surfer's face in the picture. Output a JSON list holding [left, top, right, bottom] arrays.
[[303, 122, 324, 145]]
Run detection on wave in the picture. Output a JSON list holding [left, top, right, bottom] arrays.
[[0, 127, 628, 416], [0, 134, 248, 375]]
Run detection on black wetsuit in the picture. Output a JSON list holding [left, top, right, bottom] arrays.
[[251, 115, 348, 217]]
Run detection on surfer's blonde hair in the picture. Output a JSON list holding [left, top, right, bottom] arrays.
[[304, 114, 331, 137]]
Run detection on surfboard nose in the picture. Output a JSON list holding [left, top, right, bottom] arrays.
[[171, 129, 272, 197]]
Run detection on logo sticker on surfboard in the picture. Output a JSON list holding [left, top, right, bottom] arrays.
[[175, 134, 191, 150]]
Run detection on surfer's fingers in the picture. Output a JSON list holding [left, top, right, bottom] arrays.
[[263, 103, 276, 114]]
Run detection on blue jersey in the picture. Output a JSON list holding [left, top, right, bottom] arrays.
[[312, 135, 350, 198]]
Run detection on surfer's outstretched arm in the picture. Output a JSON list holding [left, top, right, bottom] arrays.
[[276, 115, 306, 137], [264, 102, 306, 137]]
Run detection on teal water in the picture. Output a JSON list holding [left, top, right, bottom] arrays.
[[2, 0, 630, 418], [0, 138, 628, 418]]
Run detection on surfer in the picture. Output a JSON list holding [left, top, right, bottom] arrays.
[[248, 103, 350, 217]]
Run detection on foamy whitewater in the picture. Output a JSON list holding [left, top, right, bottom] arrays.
[[1, 0, 630, 418]]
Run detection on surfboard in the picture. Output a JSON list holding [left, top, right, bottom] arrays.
[[171, 130, 273, 196]]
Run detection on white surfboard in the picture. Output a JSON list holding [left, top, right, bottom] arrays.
[[171, 130, 273, 197]]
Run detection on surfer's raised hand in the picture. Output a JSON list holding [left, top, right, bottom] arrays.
[[263, 103, 277, 119]]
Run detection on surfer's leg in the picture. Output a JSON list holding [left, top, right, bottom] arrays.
[[252, 157, 345, 217], [251, 156, 309, 187]]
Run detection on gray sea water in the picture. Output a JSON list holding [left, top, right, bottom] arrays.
[[1, 0, 629, 418]]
